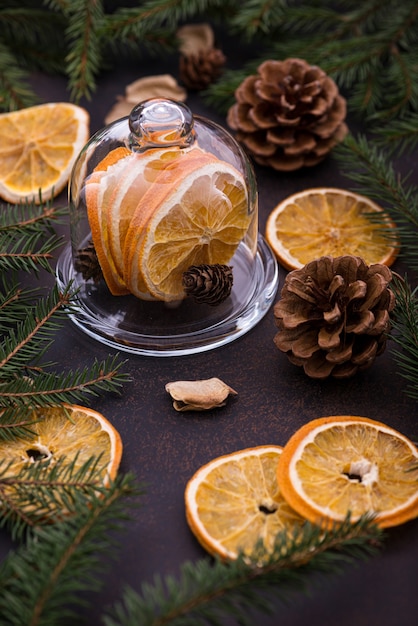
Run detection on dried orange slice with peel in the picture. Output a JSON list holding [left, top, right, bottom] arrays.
[[0, 403, 122, 516], [85, 157, 132, 295], [185, 445, 306, 561], [107, 146, 202, 283], [0, 102, 89, 203], [84, 144, 217, 298], [124, 151, 220, 299], [266, 188, 398, 270], [127, 158, 251, 301], [277, 416, 418, 529]]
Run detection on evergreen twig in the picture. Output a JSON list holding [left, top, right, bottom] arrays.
[[0, 471, 140, 625], [334, 133, 418, 273], [104, 515, 383, 626], [390, 276, 418, 401], [0, 453, 115, 539]]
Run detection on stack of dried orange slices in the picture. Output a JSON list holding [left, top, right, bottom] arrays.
[[84, 143, 251, 301], [185, 416, 418, 562]]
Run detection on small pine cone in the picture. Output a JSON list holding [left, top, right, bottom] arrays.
[[183, 264, 233, 306], [74, 241, 103, 283], [227, 58, 348, 171], [273, 255, 395, 379], [179, 48, 226, 90]]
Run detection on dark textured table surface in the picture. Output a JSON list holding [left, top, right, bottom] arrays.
[[1, 42, 418, 626]]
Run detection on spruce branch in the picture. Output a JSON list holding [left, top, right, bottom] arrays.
[[0, 197, 66, 274], [373, 112, 418, 155], [390, 275, 418, 401], [0, 406, 50, 442], [0, 453, 112, 539], [0, 198, 65, 233], [104, 515, 383, 626], [0, 284, 74, 380], [0, 471, 141, 626], [0, 40, 38, 111], [334, 133, 418, 272], [64, 0, 106, 102], [0, 280, 38, 329], [0, 355, 131, 410], [205, 0, 418, 123]]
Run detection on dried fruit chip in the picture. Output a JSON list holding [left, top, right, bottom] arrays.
[[266, 188, 398, 270], [277, 415, 418, 528], [185, 445, 306, 561], [0, 103, 89, 203]]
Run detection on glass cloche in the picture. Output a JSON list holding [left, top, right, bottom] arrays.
[[56, 98, 278, 355]]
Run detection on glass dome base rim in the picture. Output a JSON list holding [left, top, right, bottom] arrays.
[[55, 235, 279, 357]]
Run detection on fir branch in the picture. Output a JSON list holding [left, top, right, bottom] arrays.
[[104, 0, 224, 39], [104, 515, 383, 626], [0, 285, 73, 379], [64, 0, 106, 102], [0, 406, 47, 442], [373, 111, 418, 155], [203, 66, 259, 113], [205, 0, 418, 123], [0, 280, 38, 329], [0, 231, 63, 274], [0, 198, 65, 272], [390, 275, 418, 401], [0, 471, 141, 626], [0, 354, 130, 410], [0, 5, 66, 74], [0, 40, 38, 111], [0, 199, 65, 233], [334, 133, 418, 272], [0, 453, 110, 538]]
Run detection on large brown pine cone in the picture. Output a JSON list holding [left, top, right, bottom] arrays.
[[273, 256, 395, 379], [227, 58, 348, 171]]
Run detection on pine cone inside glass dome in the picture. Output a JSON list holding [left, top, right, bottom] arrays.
[[227, 58, 348, 171], [274, 256, 395, 379]]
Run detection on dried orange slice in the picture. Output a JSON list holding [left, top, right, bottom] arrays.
[[85, 156, 132, 295], [0, 102, 89, 203], [107, 146, 204, 283], [277, 416, 418, 528], [0, 403, 122, 516], [266, 188, 398, 270], [126, 158, 251, 301], [185, 446, 306, 561], [84, 144, 212, 297]]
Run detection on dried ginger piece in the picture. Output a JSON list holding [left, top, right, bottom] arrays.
[[165, 378, 237, 411]]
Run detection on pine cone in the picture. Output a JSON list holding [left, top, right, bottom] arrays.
[[179, 48, 226, 90], [74, 241, 103, 283], [273, 256, 395, 379], [227, 58, 348, 171], [183, 264, 233, 306]]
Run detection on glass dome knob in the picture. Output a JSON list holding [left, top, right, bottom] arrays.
[[128, 98, 195, 151]]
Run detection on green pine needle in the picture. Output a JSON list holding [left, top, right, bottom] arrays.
[[103, 515, 383, 626], [334, 133, 418, 272], [390, 276, 418, 401], [0, 471, 141, 625]]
